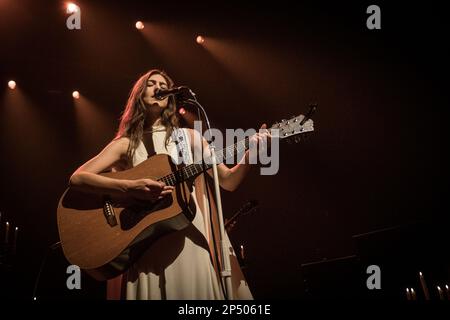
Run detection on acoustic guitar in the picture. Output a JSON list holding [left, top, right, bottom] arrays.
[[57, 112, 315, 280]]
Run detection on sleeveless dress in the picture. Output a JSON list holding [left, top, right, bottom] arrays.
[[106, 125, 253, 300]]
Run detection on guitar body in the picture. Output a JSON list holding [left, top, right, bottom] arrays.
[[57, 153, 196, 281]]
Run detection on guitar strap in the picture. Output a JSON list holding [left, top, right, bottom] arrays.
[[142, 132, 156, 158], [171, 128, 192, 165], [142, 128, 191, 163]]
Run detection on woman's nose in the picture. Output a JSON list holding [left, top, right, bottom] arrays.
[[153, 84, 161, 95]]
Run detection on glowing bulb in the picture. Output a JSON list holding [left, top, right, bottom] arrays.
[[67, 3, 79, 13], [72, 91, 80, 99], [135, 21, 144, 30], [8, 80, 16, 89], [196, 35, 205, 44]]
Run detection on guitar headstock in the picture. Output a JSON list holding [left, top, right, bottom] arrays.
[[270, 114, 315, 143]]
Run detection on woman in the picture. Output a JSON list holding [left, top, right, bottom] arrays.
[[69, 69, 267, 300]]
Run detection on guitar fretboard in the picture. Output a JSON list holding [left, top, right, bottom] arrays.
[[158, 137, 250, 186]]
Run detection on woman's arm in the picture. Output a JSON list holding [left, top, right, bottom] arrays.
[[69, 137, 173, 201], [69, 137, 131, 194], [214, 153, 252, 192]]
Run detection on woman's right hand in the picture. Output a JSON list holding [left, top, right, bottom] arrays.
[[126, 178, 174, 202]]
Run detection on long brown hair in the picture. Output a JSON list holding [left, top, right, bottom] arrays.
[[116, 69, 179, 164]]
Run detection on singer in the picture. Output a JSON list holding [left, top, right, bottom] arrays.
[[68, 69, 268, 300]]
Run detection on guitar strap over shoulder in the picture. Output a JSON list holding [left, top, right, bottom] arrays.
[[142, 128, 190, 163], [171, 128, 192, 165], [142, 132, 156, 158]]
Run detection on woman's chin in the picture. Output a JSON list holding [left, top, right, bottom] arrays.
[[149, 102, 167, 109]]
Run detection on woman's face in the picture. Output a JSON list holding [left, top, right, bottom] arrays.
[[143, 73, 170, 109]]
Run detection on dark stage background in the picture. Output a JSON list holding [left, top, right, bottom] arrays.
[[0, 0, 449, 300]]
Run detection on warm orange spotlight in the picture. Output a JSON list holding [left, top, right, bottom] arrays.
[[196, 35, 205, 44], [67, 3, 79, 13], [179, 107, 186, 115], [72, 91, 80, 99], [8, 80, 16, 90], [135, 21, 144, 30]]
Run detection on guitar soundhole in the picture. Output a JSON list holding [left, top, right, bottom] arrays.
[[119, 195, 173, 230]]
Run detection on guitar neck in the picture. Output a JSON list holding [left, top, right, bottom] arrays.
[[157, 110, 315, 186], [158, 137, 250, 186]]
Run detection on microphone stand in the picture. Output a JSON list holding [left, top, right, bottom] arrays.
[[182, 91, 234, 300]]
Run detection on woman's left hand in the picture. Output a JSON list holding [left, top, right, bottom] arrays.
[[246, 123, 272, 163]]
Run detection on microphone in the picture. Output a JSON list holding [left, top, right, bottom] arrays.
[[154, 86, 192, 100]]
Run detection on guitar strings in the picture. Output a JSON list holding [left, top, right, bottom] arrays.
[[158, 137, 250, 186]]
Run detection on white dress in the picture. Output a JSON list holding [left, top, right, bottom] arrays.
[[107, 125, 253, 300]]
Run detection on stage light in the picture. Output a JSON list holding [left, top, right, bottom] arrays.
[[179, 107, 186, 115], [196, 35, 205, 44], [135, 21, 144, 30], [72, 91, 80, 99], [67, 3, 79, 13], [8, 80, 16, 90]]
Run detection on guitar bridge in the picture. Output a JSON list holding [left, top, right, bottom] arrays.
[[103, 198, 118, 227]]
